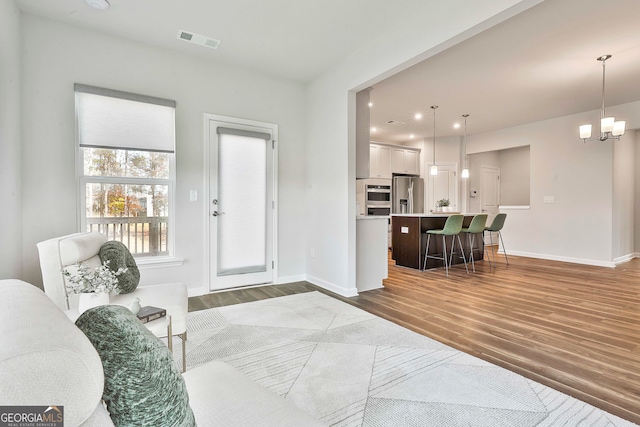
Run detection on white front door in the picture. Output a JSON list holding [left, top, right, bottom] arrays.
[[426, 163, 458, 212], [481, 166, 500, 215], [206, 115, 276, 291]]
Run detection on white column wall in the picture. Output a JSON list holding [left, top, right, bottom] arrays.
[[635, 131, 640, 254], [304, 0, 538, 295], [612, 128, 636, 261], [0, 0, 22, 279], [20, 14, 307, 292]]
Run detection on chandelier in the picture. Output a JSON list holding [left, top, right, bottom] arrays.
[[579, 55, 625, 143]]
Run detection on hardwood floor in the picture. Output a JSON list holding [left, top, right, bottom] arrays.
[[189, 253, 640, 424]]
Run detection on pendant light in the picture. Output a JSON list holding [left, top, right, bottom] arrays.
[[430, 106, 438, 176], [461, 114, 470, 178], [579, 55, 625, 143]]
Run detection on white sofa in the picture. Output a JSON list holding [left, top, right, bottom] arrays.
[[0, 279, 325, 427]]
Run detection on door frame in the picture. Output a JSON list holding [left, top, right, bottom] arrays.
[[203, 113, 279, 293]]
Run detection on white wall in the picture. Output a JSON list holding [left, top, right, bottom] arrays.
[[635, 131, 640, 254], [467, 101, 640, 266], [0, 0, 22, 279], [305, 0, 538, 295], [20, 14, 307, 292], [499, 146, 530, 206]]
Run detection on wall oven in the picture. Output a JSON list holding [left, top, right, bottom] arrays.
[[356, 179, 391, 216]]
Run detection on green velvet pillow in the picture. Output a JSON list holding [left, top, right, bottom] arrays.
[[99, 241, 140, 294], [76, 305, 195, 427]]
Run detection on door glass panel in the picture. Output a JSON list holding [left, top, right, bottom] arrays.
[[217, 133, 267, 275]]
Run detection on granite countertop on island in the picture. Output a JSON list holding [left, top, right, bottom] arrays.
[[390, 212, 463, 217], [356, 215, 390, 220]]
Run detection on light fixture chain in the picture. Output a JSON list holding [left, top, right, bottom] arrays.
[[601, 57, 606, 121], [431, 106, 437, 163], [430, 105, 438, 177]]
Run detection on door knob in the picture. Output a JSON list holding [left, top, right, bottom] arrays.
[[212, 211, 225, 216]]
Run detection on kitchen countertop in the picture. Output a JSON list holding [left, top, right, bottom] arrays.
[[390, 212, 467, 217]]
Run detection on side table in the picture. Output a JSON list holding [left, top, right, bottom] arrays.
[[64, 308, 173, 352]]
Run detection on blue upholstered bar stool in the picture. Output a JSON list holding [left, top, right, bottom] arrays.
[[422, 214, 468, 276], [460, 214, 488, 272], [484, 213, 509, 266]]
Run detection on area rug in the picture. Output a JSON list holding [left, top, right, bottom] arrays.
[[176, 291, 636, 427]]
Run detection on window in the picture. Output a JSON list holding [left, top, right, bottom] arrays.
[[75, 84, 176, 258]]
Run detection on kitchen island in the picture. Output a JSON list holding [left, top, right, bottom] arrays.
[[391, 213, 484, 270]]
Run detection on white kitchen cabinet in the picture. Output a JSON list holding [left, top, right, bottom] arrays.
[[369, 144, 392, 178], [392, 147, 420, 175]]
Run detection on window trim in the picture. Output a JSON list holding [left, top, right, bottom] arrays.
[[74, 86, 178, 263]]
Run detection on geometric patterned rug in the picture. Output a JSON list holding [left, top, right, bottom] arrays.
[[177, 291, 637, 427]]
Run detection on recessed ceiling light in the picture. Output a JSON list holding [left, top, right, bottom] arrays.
[[410, 134, 415, 139], [368, 102, 373, 107], [414, 113, 422, 120], [85, 0, 110, 10], [371, 127, 377, 132], [453, 123, 461, 129]]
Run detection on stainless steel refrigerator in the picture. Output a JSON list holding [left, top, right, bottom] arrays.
[[393, 176, 424, 214]]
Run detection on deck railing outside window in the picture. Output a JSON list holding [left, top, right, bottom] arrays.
[[87, 217, 168, 256]]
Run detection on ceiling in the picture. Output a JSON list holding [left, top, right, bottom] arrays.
[[15, 0, 640, 142], [369, 0, 640, 141], [15, 0, 428, 83]]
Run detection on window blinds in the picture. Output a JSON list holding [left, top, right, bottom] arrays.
[[75, 84, 176, 153], [216, 126, 271, 141]]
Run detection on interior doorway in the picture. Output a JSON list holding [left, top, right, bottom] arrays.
[[480, 165, 500, 215]]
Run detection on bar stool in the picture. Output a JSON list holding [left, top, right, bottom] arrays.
[[484, 213, 509, 266], [422, 214, 468, 276], [460, 214, 488, 272]]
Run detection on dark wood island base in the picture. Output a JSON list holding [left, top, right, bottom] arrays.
[[391, 214, 484, 270]]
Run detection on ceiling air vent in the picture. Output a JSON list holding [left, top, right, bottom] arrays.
[[386, 120, 405, 126], [177, 30, 221, 50]]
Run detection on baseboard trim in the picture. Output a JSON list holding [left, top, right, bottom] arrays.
[[305, 275, 359, 298], [507, 250, 616, 268], [275, 274, 307, 284], [187, 286, 206, 298], [188, 274, 355, 297], [613, 253, 637, 265]]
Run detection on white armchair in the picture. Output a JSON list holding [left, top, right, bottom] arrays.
[[37, 231, 188, 371]]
